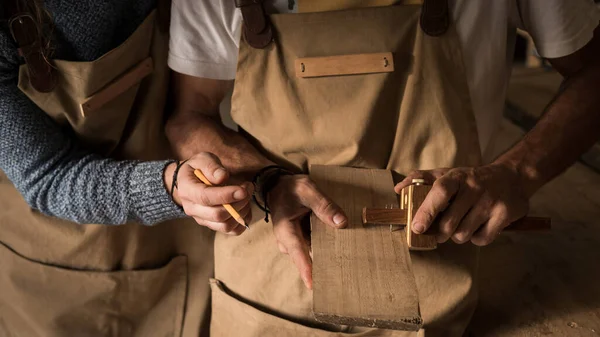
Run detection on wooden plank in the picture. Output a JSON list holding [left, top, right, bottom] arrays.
[[310, 165, 422, 331], [295, 52, 394, 78]]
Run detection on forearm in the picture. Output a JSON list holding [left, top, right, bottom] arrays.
[[166, 111, 274, 179], [0, 87, 183, 225], [27, 156, 184, 225], [166, 74, 274, 178], [495, 63, 600, 196]]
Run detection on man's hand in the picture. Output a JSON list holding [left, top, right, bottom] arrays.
[[392, 25, 600, 247], [268, 175, 348, 289], [165, 153, 253, 236], [394, 163, 530, 246]]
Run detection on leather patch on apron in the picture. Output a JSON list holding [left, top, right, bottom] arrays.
[[295, 52, 394, 78]]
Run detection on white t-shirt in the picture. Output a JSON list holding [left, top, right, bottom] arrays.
[[168, 0, 599, 155]]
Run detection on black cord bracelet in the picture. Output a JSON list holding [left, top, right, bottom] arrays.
[[252, 165, 295, 222], [170, 159, 189, 204]]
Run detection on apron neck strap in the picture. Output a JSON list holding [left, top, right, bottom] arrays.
[[236, 0, 449, 49], [420, 0, 449, 36], [4, 0, 57, 92]]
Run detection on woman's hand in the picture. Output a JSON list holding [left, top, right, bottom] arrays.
[[164, 153, 253, 235]]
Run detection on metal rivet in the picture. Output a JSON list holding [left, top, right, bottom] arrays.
[[383, 57, 389, 67], [301, 63, 305, 72]]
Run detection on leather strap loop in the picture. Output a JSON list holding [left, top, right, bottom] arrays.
[[235, 0, 273, 49], [240, 4, 267, 34], [157, 0, 172, 34], [420, 0, 449, 37], [8, 9, 57, 92]]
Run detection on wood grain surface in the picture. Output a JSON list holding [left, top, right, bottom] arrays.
[[310, 165, 422, 331]]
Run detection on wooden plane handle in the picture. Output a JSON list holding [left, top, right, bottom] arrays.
[[362, 208, 407, 225], [505, 216, 551, 231]]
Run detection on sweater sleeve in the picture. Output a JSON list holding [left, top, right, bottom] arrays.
[[0, 31, 185, 226]]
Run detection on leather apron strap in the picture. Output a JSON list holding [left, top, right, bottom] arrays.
[[3, 0, 57, 92], [236, 0, 449, 49], [420, 0, 449, 36], [235, 0, 274, 49]]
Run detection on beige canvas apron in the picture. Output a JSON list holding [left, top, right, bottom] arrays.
[[211, 2, 482, 337], [0, 10, 214, 337]]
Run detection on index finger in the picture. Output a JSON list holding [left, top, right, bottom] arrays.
[[297, 180, 347, 229], [394, 170, 435, 194], [274, 219, 313, 289], [411, 177, 459, 234], [394, 168, 450, 194]]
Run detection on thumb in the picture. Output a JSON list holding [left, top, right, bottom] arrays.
[[187, 152, 229, 185]]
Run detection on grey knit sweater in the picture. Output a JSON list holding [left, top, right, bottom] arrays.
[[0, 0, 185, 225]]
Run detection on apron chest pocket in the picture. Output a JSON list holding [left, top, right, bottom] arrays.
[[0, 243, 187, 337], [75, 57, 154, 154], [17, 11, 157, 156], [17, 56, 154, 155]]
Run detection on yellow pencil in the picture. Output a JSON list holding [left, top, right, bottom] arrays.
[[193, 169, 249, 229]]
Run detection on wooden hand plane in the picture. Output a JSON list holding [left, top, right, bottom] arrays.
[[362, 179, 551, 251]]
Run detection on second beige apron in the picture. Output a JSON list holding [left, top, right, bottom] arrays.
[[212, 2, 481, 337], [0, 10, 213, 337]]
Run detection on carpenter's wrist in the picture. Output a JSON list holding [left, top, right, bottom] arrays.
[[252, 165, 295, 222], [492, 157, 544, 198]]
